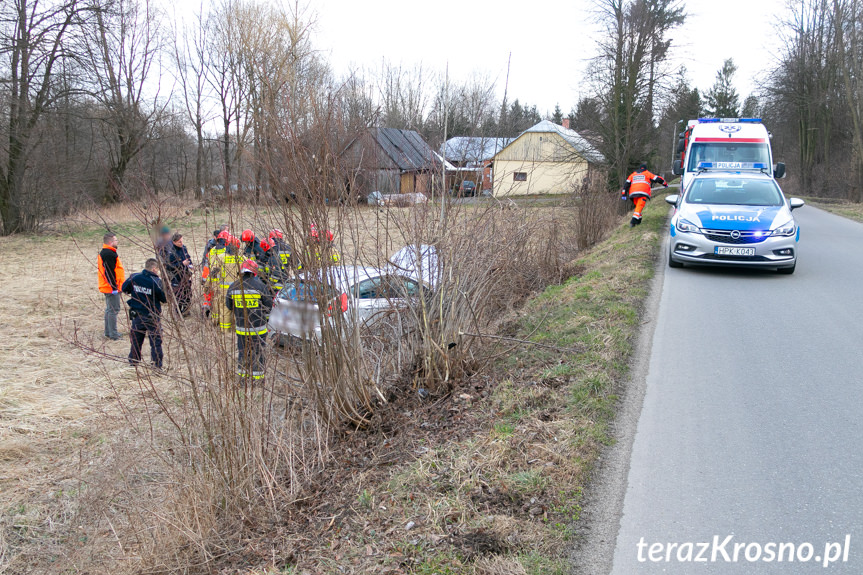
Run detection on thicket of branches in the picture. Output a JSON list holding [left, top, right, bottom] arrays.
[[761, 0, 863, 200]]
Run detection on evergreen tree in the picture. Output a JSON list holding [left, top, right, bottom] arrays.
[[705, 59, 740, 118], [551, 103, 563, 124]]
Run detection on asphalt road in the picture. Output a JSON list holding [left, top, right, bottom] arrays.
[[610, 205, 863, 573]]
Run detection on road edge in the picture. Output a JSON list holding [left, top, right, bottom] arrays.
[[569, 210, 671, 575]]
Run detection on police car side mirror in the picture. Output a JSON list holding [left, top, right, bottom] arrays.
[[773, 162, 786, 179], [789, 198, 805, 210], [665, 194, 679, 206]]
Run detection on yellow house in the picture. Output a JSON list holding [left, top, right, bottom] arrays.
[[492, 120, 604, 196]]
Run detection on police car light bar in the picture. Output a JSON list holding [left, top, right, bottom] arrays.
[[697, 162, 768, 170]]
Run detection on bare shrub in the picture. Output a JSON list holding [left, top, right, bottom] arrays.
[[570, 169, 621, 250]]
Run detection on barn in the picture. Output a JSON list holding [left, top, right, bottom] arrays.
[[491, 120, 604, 196], [342, 127, 443, 198]]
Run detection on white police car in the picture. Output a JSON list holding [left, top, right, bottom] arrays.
[[666, 163, 804, 274]]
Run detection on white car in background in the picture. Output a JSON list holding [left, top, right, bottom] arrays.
[[666, 164, 804, 274]]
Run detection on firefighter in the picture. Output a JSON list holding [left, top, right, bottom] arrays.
[[259, 240, 288, 292], [205, 230, 240, 329], [225, 260, 273, 380], [122, 258, 167, 369], [97, 232, 126, 340], [622, 163, 668, 227], [201, 224, 229, 280], [298, 224, 340, 271], [241, 229, 266, 261], [268, 229, 293, 278]]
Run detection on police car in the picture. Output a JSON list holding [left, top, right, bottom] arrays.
[[665, 163, 804, 274]]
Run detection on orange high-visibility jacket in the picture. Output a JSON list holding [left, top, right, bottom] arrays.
[[624, 169, 666, 199], [97, 244, 125, 293]]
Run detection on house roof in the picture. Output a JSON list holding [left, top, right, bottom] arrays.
[[511, 120, 605, 163], [369, 127, 439, 172], [442, 137, 513, 164]]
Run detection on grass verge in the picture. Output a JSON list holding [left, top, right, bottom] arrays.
[[249, 197, 668, 574], [802, 196, 863, 223]]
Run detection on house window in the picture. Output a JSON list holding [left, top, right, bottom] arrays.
[[513, 172, 527, 182]]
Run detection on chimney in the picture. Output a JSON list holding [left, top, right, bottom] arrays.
[[562, 118, 570, 130]]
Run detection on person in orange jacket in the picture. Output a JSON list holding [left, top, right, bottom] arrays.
[[622, 163, 667, 227], [97, 232, 126, 340]]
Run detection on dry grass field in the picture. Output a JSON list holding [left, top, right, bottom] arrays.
[[0, 196, 587, 573]]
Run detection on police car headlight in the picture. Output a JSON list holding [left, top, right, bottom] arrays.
[[771, 220, 796, 237], [675, 219, 701, 234]]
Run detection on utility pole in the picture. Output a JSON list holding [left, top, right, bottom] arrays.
[[441, 62, 449, 222]]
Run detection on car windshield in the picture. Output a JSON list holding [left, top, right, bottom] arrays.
[[686, 178, 784, 206], [687, 143, 770, 172]]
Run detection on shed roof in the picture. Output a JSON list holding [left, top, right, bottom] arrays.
[[369, 127, 439, 172], [515, 120, 605, 163]]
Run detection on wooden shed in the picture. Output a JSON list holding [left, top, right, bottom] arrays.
[[342, 128, 442, 199]]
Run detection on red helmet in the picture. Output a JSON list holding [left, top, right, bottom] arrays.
[[269, 229, 284, 240], [310, 223, 334, 242], [229, 235, 241, 248], [217, 230, 231, 241], [240, 229, 255, 242], [259, 240, 272, 251], [240, 260, 259, 275]]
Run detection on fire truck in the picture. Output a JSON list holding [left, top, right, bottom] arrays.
[[671, 118, 786, 189]]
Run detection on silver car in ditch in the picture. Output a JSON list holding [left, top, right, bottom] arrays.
[[666, 167, 805, 274]]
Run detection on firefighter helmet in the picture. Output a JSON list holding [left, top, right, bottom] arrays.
[[259, 240, 271, 251], [240, 260, 259, 275], [310, 223, 334, 242], [241, 229, 255, 242], [217, 230, 231, 241], [269, 229, 284, 240]]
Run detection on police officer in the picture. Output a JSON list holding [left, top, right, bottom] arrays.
[[226, 260, 274, 380], [164, 232, 193, 316], [122, 258, 167, 369], [622, 163, 668, 227]]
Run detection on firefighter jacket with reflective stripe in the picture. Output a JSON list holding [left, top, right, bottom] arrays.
[[98, 245, 126, 293], [623, 168, 667, 199], [208, 247, 245, 289], [225, 275, 273, 335], [122, 269, 167, 317]]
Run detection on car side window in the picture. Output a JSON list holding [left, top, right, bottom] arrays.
[[354, 278, 382, 299]]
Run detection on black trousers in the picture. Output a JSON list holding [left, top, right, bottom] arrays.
[[129, 315, 163, 368], [237, 333, 266, 379], [170, 274, 192, 315]]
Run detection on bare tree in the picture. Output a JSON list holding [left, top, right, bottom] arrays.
[[0, 0, 86, 234], [83, 0, 165, 201], [833, 0, 863, 200], [172, 3, 212, 199], [585, 0, 685, 185]]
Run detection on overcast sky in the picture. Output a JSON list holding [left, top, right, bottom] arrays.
[[313, 0, 789, 115]]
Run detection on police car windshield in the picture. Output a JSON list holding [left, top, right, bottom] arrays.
[[687, 143, 770, 172], [686, 178, 784, 206]]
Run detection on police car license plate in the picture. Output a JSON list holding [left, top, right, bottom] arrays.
[[715, 246, 755, 256]]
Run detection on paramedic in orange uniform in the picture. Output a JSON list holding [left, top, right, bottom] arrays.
[[622, 163, 668, 227]]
